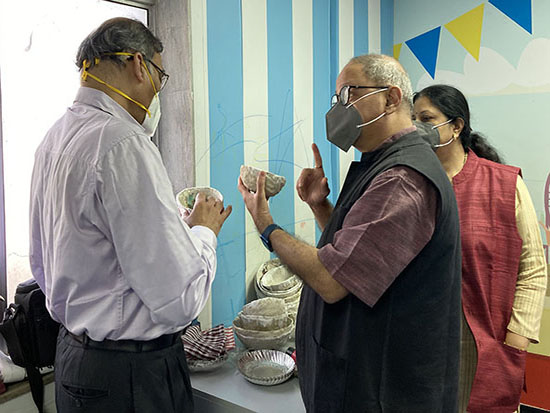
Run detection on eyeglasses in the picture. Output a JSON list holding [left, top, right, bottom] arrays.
[[331, 85, 389, 106], [146, 58, 169, 91], [103, 52, 170, 92]]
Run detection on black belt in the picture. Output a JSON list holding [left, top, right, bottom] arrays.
[[66, 328, 184, 353]]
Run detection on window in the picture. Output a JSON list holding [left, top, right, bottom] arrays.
[[0, 0, 148, 301]]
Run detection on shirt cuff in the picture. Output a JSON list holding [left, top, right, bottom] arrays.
[[506, 324, 540, 344]]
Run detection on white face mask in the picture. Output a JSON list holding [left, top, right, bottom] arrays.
[[142, 93, 161, 137], [81, 54, 163, 137]]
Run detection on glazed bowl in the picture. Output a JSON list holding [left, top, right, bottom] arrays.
[[175, 186, 223, 215]]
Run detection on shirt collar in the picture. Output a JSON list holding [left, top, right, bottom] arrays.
[[370, 125, 417, 152], [74, 86, 145, 132]]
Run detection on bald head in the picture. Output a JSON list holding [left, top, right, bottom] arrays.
[[349, 54, 413, 113]]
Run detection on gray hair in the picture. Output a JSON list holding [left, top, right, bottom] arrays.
[[349, 54, 413, 112], [76, 17, 163, 70]]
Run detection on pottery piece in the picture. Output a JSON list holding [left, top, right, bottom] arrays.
[[240, 165, 286, 197]]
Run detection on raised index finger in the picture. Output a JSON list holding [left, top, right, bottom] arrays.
[[312, 143, 323, 169]]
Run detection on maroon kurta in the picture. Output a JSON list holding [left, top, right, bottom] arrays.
[[453, 150, 524, 413], [318, 166, 437, 307]]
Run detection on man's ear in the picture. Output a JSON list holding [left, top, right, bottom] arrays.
[[131, 52, 147, 83], [385, 86, 402, 114]]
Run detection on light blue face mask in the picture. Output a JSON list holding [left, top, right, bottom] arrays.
[[431, 119, 455, 148]]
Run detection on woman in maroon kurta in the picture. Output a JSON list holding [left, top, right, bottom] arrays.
[[413, 85, 547, 413]]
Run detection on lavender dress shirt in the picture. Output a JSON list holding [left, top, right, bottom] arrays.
[[30, 87, 217, 341]]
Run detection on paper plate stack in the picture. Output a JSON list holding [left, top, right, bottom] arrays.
[[255, 259, 303, 323], [233, 297, 294, 350]]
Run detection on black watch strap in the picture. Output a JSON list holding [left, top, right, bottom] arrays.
[[260, 224, 283, 252]]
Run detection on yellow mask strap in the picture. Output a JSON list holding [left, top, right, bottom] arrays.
[[104, 52, 158, 95], [81, 54, 153, 116]]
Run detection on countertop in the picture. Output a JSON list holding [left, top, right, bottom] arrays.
[[190, 349, 306, 413]]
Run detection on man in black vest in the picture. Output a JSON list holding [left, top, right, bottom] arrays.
[[238, 54, 461, 412]]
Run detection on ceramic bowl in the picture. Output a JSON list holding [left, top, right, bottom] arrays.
[[175, 186, 223, 215], [237, 311, 289, 331], [234, 328, 293, 350], [253, 283, 303, 307], [255, 276, 303, 298], [259, 265, 299, 292], [233, 315, 294, 338], [240, 165, 286, 197], [241, 297, 287, 318], [256, 258, 282, 279]]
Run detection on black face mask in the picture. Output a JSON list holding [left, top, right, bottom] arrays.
[[325, 103, 363, 152], [413, 120, 442, 149], [325, 88, 388, 152]]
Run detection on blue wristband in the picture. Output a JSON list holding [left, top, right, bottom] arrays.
[[260, 224, 283, 252]]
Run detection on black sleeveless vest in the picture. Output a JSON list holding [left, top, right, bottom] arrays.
[[296, 129, 461, 412]]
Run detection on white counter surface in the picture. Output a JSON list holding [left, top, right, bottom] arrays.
[[190, 350, 306, 413]]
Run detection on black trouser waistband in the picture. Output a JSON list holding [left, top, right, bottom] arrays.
[[64, 326, 184, 353]]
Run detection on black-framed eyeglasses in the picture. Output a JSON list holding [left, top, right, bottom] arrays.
[[146, 58, 170, 91], [331, 85, 388, 106]]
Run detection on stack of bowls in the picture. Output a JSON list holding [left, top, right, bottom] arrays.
[[233, 297, 294, 350], [255, 259, 303, 321]]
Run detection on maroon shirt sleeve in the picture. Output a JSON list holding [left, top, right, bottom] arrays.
[[318, 166, 439, 307]]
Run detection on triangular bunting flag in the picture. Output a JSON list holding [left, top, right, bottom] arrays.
[[489, 0, 532, 34], [393, 43, 402, 60], [445, 4, 484, 61], [405, 27, 441, 79]]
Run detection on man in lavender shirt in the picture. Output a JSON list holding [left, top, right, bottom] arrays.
[[239, 54, 461, 412], [29, 18, 231, 412]]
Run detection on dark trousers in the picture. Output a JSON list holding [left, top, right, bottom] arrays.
[[55, 326, 194, 412]]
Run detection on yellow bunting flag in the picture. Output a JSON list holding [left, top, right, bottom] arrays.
[[444, 4, 485, 61], [393, 43, 402, 60]]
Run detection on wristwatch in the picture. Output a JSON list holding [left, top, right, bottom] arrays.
[[260, 224, 283, 252]]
